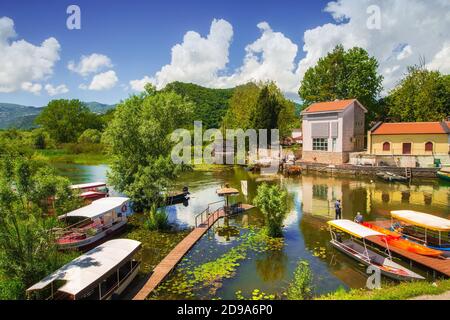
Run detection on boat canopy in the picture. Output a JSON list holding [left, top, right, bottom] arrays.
[[27, 239, 141, 298], [328, 219, 384, 239], [71, 182, 106, 190], [60, 197, 129, 220], [391, 210, 450, 232]]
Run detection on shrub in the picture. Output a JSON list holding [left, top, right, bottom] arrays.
[[253, 183, 288, 237], [78, 129, 102, 144], [145, 205, 170, 231], [286, 260, 314, 300]]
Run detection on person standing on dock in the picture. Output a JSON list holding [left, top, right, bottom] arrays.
[[335, 199, 342, 219]]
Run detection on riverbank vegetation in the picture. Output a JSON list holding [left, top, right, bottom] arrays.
[[318, 279, 450, 300]]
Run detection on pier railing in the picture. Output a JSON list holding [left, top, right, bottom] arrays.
[[194, 200, 225, 228]]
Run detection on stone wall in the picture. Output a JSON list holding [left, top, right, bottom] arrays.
[[302, 151, 349, 165]]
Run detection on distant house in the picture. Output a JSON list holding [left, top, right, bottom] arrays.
[[367, 121, 450, 167], [301, 99, 367, 164]]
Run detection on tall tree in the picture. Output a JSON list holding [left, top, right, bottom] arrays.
[[299, 45, 383, 123], [103, 85, 194, 211], [35, 99, 102, 143], [386, 66, 450, 122]]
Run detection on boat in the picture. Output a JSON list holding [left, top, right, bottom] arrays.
[[55, 197, 133, 250], [328, 219, 424, 281], [362, 222, 442, 257], [71, 181, 109, 202], [390, 210, 450, 252], [437, 167, 450, 182], [27, 239, 141, 300], [376, 171, 408, 183]]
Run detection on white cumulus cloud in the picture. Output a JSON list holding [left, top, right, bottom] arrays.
[[0, 16, 60, 93], [83, 70, 118, 91], [129, 76, 154, 92], [45, 84, 69, 96], [68, 53, 113, 76], [427, 42, 450, 74]]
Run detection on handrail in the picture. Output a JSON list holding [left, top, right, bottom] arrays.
[[194, 200, 225, 227]]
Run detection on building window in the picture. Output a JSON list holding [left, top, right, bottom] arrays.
[[332, 138, 337, 151], [312, 138, 328, 151], [382, 142, 390, 151], [425, 141, 433, 152]]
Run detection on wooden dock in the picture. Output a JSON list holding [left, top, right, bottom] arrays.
[[133, 204, 255, 300], [366, 221, 450, 278]]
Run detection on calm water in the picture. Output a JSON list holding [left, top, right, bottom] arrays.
[[54, 163, 450, 298]]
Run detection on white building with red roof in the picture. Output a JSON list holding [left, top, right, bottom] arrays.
[[301, 99, 367, 164]]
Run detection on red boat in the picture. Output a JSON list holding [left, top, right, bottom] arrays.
[[71, 182, 109, 202]]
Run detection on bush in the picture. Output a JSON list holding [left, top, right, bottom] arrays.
[[63, 142, 105, 154], [0, 277, 26, 300], [286, 260, 314, 300], [144, 205, 170, 231], [78, 129, 102, 144], [253, 183, 288, 237]]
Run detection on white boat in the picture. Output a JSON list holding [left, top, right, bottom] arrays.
[[71, 181, 109, 202], [328, 219, 424, 281], [27, 239, 141, 300], [55, 197, 133, 250]]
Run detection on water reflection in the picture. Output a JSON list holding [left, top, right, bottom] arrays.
[[53, 163, 450, 297]]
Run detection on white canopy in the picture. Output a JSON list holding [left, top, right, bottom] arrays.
[[27, 239, 141, 297], [391, 210, 450, 232], [60, 197, 129, 220], [328, 219, 384, 239], [71, 182, 106, 190]]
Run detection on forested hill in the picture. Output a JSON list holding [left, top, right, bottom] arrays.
[[163, 81, 235, 129], [0, 102, 115, 129]]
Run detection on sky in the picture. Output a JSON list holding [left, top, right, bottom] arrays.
[[0, 0, 449, 107]]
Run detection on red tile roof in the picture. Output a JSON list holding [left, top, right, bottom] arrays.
[[302, 99, 356, 113], [371, 122, 449, 135]]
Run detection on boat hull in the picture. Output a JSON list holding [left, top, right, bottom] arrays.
[[437, 171, 450, 182], [330, 239, 424, 281]]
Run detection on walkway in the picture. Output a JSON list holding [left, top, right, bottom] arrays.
[[133, 204, 254, 300]]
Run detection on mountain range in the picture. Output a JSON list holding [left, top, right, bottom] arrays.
[[0, 102, 115, 129]]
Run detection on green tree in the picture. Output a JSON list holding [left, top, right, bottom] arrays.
[[299, 45, 383, 123], [103, 85, 194, 211], [35, 99, 102, 143], [286, 260, 314, 300], [222, 82, 261, 130], [386, 66, 450, 122], [253, 183, 288, 237], [78, 129, 102, 144], [0, 157, 80, 299]]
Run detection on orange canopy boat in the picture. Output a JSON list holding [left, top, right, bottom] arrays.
[[362, 222, 442, 257]]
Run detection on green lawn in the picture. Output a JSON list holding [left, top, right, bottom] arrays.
[[317, 279, 450, 300]]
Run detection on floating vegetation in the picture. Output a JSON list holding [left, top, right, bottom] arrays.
[[235, 289, 277, 300], [149, 228, 284, 299]]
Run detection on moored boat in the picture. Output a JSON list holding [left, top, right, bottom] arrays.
[[362, 222, 442, 257], [390, 210, 450, 252], [328, 219, 424, 281], [55, 197, 133, 250], [437, 167, 450, 182], [376, 171, 408, 183], [71, 181, 109, 202], [27, 239, 141, 300]]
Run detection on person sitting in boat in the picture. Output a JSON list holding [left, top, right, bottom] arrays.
[[354, 212, 364, 224]]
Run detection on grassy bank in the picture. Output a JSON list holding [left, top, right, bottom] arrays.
[[33, 147, 109, 165], [318, 279, 450, 300]]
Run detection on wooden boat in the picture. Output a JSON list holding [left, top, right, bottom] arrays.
[[328, 220, 424, 281], [71, 181, 109, 202], [391, 210, 450, 252], [27, 239, 141, 300], [55, 197, 133, 250], [362, 222, 442, 257], [437, 167, 450, 182], [376, 171, 408, 182]]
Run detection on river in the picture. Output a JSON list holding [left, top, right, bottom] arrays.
[[53, 163, 450, 299]]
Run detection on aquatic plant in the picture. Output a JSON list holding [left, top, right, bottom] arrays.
[[286, 260, 314, 300], [253, 183, 288, 237], [235, 289, 276, 300], [144, 205, 170, 231]]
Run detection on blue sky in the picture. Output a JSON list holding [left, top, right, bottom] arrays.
[[0, 0, 449, 106]]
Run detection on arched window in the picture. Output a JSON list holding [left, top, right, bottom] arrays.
[[382, 142, 390, 151], [425, 141, 433, 152]]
